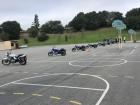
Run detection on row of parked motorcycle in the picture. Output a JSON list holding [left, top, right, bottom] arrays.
[[1, 38, 118, 66], [47, 38, 118, 56], [47, 44, 98, 57]]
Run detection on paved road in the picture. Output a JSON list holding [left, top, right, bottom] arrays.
[[0, 42, 139, 105]]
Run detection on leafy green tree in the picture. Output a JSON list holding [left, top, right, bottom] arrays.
[[126, 8, 140, 17], [68, 11, 124, 31], [33, 14, 40, 30], [126, 8, 140, 30], [28, 14, 40, 38], [1, 21, 21, 40], [28, 26, 38, 38], [23, 38, 29, 44], [0, 31, 9, 41], [126, 16, 140, 29], [69, 12, 86, 31], [40, 21, 64, 34], [0, 27, 2, 33], [97, 11, 110, 27], [109, 12, 123, 21], [84, 11, 98, 30]]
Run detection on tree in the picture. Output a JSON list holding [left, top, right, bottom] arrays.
[[28, 14, 40, 38], [84, 11, 98, 30], [126, 8, 140, 30], [109, 12, 123, 21], [68, 12, 86, 31], [33, 14, 40, 30], [40, 21, 64, 34], [23, 38, 29, 44], [0, 31, 9, 41], [37, 32, 49, 42], [0, 27, 2, 33], [28, 26, 38, 38], [1, 21, 21, 40], [68, 11, 124, 31], [97, 11, 110, 27]]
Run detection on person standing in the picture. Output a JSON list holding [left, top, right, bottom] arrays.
[[123, 36, 126, 43]]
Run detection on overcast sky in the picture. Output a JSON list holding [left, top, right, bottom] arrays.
[[0, 0, 140, 30]]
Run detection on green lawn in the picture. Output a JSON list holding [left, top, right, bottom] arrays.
[[19, 27, 140, 46]]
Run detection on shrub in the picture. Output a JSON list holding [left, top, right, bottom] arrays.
[[37, 33, 49, 42], [23, 38, 29, 44]]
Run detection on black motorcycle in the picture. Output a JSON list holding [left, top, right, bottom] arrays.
[[98, 42, 106, 46], [2, 52, 27, 65], [72, 45, 86, 52], [48, 48, 66, 56], [87, 44, 98, 48]]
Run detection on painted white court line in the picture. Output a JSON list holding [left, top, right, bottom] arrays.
[[13, 93, 24, 95], [23, 72, 29, 74], [50, 96, 61, 100], [71, 61, 123, 63], [33, 73, 39, 75], [108, 75, 118, 78], [124, 76, 135, 79], [29, 60, 70, 63], [69, 100, 82, 105], [129, 45, 137, 55], [96, 75, 102, 77], [0, 92, 6, 95], [127, 60, 140, 62], [32, 94, 43, 97], [12, 82, 105, 91], [43, 73, 50, 75], [69, 58, 127, 68], [0, 71, 10, 73], [92, 55, 122, 57], [14, 72, 19, 73], [130, 49, 135, 55], [0, 73, 110, 105]]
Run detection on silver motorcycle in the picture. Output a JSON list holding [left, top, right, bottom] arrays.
[[2, 51, 27, 65]]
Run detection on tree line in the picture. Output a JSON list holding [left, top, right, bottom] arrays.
[[0, 7, 140, 41], [68, 8, 140, 31], [68, 11, 123, 31]]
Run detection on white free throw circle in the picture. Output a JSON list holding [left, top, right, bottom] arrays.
[[69, 58, 127, 67]]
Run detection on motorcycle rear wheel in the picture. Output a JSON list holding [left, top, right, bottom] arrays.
[[19, 58, 27, 65], [61, 51, 66, 56]]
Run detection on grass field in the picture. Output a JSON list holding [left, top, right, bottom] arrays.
[[19, 27, 140, 46]]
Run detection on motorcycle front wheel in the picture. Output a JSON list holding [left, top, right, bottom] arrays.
[[48, 52, 53, 56], [72, 48, 76, 52], [2, 59, 10, 65]]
